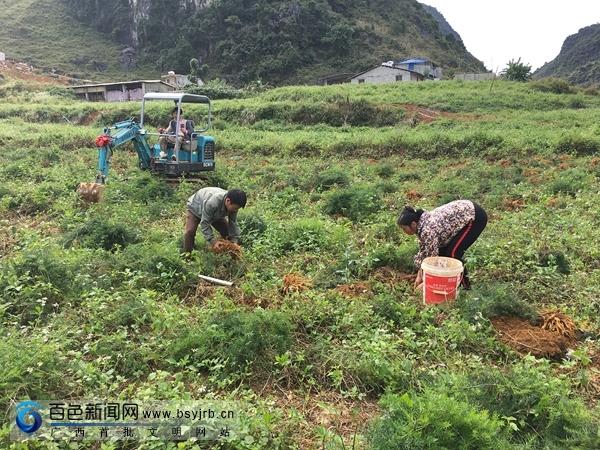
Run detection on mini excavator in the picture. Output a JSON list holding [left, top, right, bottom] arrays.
[[78, 92, 215, 202]]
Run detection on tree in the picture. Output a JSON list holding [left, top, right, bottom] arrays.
[[501, 58, 532, 82], [188, 58, 200, 84]]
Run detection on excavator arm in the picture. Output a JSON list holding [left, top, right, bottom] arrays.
[[78, 118, 154, 202]]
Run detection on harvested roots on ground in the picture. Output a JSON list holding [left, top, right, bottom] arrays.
[[77, 182, 104, 203], [282, 273, 312, 295], [212, 240, 242, 259], [542, 310, 576, 338], [491, 316, 576, 359]]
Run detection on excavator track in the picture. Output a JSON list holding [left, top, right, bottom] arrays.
[[163, 174, 210, 187]]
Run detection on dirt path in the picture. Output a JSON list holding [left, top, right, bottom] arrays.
[[0, 60, 77, 85]]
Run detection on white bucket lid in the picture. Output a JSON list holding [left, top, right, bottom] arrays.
[[421, 256, 463, 276]]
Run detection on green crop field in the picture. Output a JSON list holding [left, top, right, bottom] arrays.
[[1, 77, 600, 449]]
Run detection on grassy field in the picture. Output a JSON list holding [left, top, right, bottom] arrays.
[[1, 77, 600, 449]]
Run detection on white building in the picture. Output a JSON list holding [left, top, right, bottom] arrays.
[[161, 71, 204, 89], [69, 80, 176, 102], [0, 52, 5, 61], [394, 59, 442, 80], [350, 64, 424, 84]]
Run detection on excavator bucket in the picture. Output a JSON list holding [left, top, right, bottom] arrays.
[[77, 182, 105, 203]]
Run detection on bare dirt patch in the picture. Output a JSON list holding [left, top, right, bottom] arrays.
[[267, 388, 379, 449], [501, 197, 525, 211], [80, 111, 102, 126], [335, 282, 371, 298], [0, 60, 73, 85], [405, 189, 423, 202], [372, 267, 415, 285], [402, 104, 446, 123], [401, 103, 486, 124]]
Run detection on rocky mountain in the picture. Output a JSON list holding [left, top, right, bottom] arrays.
[[1, 0, 485, 84], [421, 4, 461, 42], [535, 23, 600, 85]]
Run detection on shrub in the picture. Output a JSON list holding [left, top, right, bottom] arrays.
[[102, 290, 156, 331], [91, 329, 154, 378], [397, 171, 422, 182], [458, 283, 540, 323], [549, 168, 588, 196], [314, 248, 371, 286], [0, 242, 87, 323], [3, 189, 54, 215], [444, 360, 600, 446], [311, 167, 350, 191], [369, 390, 509, 449], [118, 242, 190, 290], [371, 294, 421, 329], [370, 243, 415, 272], [430, 178, 474, 204], [538, 249, 571, 274], [109, 173, 174, 204], [275, 218, 331, 253], [46, 86, 78, 99], [555, 135, 600, 156], [529, 78, 575, 94], [316, 327, 405, 393], [376, 180, 398, 193], [323, 185, 381, 221], [501, 58, 531, 82], [237, 211, 267, 246], [203, 170, 230, 190], [65, 217, 140, 251], [568, 95, 586, 109], [185, 78, 243, 99], [375, 162, 395, 178], [170, 309, 293, 373], [0, 162, 31, 179], [0, 332, 73, 411]]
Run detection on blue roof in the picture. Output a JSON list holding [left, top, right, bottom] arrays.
[[399, 59, 429, 64]]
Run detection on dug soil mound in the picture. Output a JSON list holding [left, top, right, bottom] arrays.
[[491, 313, 578, 359], [372, 267, 415, 284]]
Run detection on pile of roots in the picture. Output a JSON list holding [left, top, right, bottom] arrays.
[[77, 182, 104, 203], [281, 273, 312, 295], [491, 310, 578, 359], [541, 310, 576, 338], [212, 240, 243, 259]]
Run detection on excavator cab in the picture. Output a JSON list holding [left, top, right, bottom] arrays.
[[78, 93, 216, 202], [143, 92, 216, 176]]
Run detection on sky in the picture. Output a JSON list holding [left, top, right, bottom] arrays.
[[422, 0, 600, 72]]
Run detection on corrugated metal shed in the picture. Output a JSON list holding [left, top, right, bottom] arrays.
[[68, 80, 176, 102]]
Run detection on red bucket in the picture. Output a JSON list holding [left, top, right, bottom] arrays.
[[421, 257, 463, 305]]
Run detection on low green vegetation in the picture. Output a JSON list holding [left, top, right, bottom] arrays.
[[1, 78, 599, 448]]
